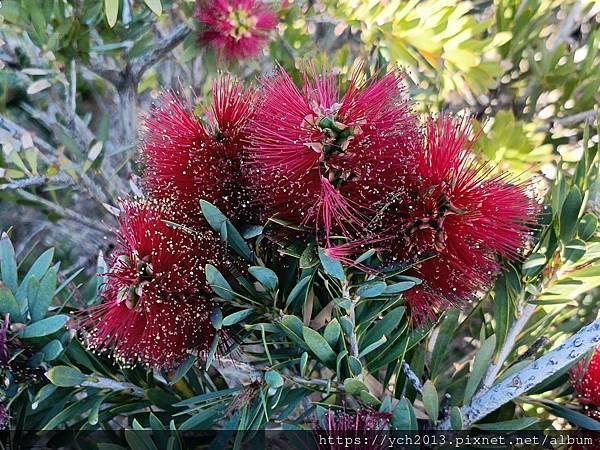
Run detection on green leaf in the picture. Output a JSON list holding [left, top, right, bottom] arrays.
[[318, 248, 345, 281], [475, 417, 538, 430], [493, 277, 510, 352], [143, 0, 162, 15], [248, 267, 278, 291], [46, 365, 88, 387], [361, 306, 405, 348], [41, 339, 63, 361], [343, 377, 368, 395], [578, 213, 597, 241], [242, 225, 263, 239], [174, 387, 241, 407], [32, 384, 57, 410], [391, 398, 417, 430], [279, 316, 309, 350], [104, 0, 119, 27], [222, 308, 254, 326], [200, 201, 252, 260], [383, 281, 415, 294], [335, 350, 347, 379], [348, 356, 362, 376], [16, 248, 54, 306], [205, 264, 233, 300], [285, 275, 311, 308], [323, 319, 341, 347], [0, 233, 18, 293], [359, 390, 381, 408], [430, 309, 460, 378], [356, 281, 386, 298], [210, 308, 222, 330], [541, 402, 600, 431], [43, 395, 100, 431], [303, 326, 336, 365], [170, 355, 197, 385], [422, 381, 439, 423], [358, 335, 387, 358], [450, 407, 463, 430], [339, 316, 353, 336], [281, 314, 304, 337], [0, 286, 21, 321], [300, 352, 308, 376], [334, 297, 352, 312], [299, 243, 319, 268], [463, 335, 496, 403], [29, 265, 58, 321], [21, 314, 68, 338], [522, 253, 546, 278], [149, 413, 165, 431], [264, 370, 283, 389], [27, 276, 40, 318], [564, 239, 586, 263], [205, 333, 219, 370], [366, 328, 410, 372], [179, 405, 223, 431], [559, 186, 583, 242], [125, 428, 158, 450]]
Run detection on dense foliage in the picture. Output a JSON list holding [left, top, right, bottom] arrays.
[[0, 0, 599, 447]]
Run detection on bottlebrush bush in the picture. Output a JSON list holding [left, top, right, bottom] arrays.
[[0, 0, 599, 447]]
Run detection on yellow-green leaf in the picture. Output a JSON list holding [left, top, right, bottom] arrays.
[[144, 0, 162, 16], [105, 0, 119, 27]]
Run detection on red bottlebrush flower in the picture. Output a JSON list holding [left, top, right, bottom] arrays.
[[195, 0, 278, 60], [377, 116, 538, 323], [246, 68, 418, 243], [141, 75, 255, 226], [0, 315, 9, 368], [80, 200, 229, 369], [314, 408, 392, 450], [571, 347, 600, 421], [0, 314, 44, 382], [0, 402, 8, 430]]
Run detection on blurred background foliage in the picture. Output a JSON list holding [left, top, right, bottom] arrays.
[[0, 0, 599, 443]]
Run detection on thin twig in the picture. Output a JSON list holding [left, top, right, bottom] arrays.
[[15, 189, 111, 234], [128, 24, 191, 82], [69, 60, 77, 121], [549, 0, 582, 51], [0, 174, 72, 191], [554, 109, 598, 127], [437, 318, 600, 430]]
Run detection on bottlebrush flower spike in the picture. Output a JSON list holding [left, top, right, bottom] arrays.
[[0, 315, 9, 368], [141, 75, 255, 226], [313, 408, 392, 450], [0, 403, 7, 430], [0, 314, 44, 382], [195, 0, 278, 60], [246, 67, 418, 243], [79, 200, 230, 369], [571, 347, 600, 420], [377, 115, 539, 323]]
